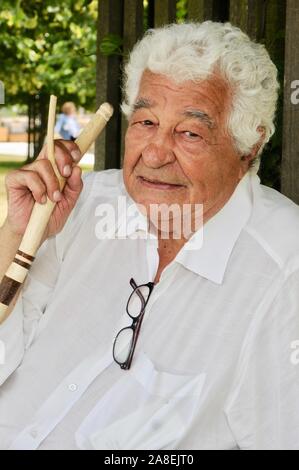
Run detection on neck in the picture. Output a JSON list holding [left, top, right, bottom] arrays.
[[154, 235, 186, 282]]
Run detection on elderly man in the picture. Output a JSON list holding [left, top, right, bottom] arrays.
[[0, 21, 298, 450]]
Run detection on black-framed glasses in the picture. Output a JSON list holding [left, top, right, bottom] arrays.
[[113, 278, 154, 370]]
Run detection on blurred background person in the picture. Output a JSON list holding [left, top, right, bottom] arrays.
[[54, 101, 81, 141]]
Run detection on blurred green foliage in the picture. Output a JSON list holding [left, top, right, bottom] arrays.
[[0, 0, 98, 109], [99, 33, 123, 57], [176, 0, 188, 23]]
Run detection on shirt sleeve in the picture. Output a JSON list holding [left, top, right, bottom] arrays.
[[0, 238, 60, 386], [0, 172, 97, 386], [225, 267, 299, 450]]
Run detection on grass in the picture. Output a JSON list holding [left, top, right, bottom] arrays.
[[0, 157, 93, 227]]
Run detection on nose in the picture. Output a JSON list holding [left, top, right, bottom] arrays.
[[142, 129, 175, 168]]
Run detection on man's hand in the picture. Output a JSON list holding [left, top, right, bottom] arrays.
[[4, 139, 83, 241]]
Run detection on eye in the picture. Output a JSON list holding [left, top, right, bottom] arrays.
[[140, 120, 154, 126], [181, 130, 202, 140], [179, 131, 202, 142], [131, 119, 155, 129]]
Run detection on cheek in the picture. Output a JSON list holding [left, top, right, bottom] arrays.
[[123, 133, 140, 172], [124, 127, 147, 159], [176, 149, 227, 201], [175, 148, 209, 181]]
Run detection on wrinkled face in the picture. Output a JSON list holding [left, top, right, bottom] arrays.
[[123, 70, 248, 227]]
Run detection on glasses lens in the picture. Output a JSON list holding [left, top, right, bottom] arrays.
[[127, 285, 151, 318], [113, 327, 134, 364]]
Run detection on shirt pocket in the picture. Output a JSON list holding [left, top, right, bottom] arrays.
[[76, 351, 206, 450]]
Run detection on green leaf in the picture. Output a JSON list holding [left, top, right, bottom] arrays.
[[99, 34, 123, 56]]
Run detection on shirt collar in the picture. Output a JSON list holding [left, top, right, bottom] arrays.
[[118, 171, 254, 284], [176, 172, 254, 284]]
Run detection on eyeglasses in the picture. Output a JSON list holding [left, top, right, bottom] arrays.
[[113, 278, 154, 370]]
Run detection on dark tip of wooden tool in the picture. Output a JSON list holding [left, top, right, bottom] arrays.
[[0, 276, 22, 306]]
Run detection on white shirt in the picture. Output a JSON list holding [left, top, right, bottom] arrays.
[[0, 169, 299, 450]]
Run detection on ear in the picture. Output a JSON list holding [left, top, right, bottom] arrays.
[[239, 126, 266, 175]]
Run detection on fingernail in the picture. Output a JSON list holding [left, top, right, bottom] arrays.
[[63, 165, 72, 177], [71, 150, 81, 161], [41, 195, 47, 204], [53, 190, 62, 202]]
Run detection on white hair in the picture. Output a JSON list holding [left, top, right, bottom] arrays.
[[121, 21, 280, 169]]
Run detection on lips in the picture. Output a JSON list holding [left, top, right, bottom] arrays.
[[138, 176, 185, 189]]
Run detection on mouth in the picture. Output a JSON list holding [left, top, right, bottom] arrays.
[[137, 176, 186, 190]]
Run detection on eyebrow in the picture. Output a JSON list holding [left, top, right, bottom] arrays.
[[132, 99, 215, 129], [183, 110, 215, 129], [132, 97, 155, 112]]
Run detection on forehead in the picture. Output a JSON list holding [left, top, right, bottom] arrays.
[[135, 70, 231, 118]]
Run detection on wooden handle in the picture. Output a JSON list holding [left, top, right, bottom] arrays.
[[0, 99, 113, 323], [19, 101, 113, 257]]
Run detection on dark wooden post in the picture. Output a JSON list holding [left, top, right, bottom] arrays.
[[247, 0, 267, 40], [33, 95, 39, 160], [154, 0, 177, 27], [281, 0, 299, 203], [188, 0, 206, 21], [95, 0, 123, 170], [188, 0, 229, 21], [256, 1, 286, 191], [230, 0, 250, 30], [229, 1, 287, 192], [123, 0, 144, 58], [229, 0, 266, 39], [229, 1, 286, 57], [212, 0, 229, 21], [120, 0, 144, 166], [27, 98, 33, 163], [38, 93, 49, 157]]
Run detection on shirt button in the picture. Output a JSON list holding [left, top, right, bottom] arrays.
[[68, 383, 78, 392]]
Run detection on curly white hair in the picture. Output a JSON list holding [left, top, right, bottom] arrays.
[[121, 21, 280, 168]]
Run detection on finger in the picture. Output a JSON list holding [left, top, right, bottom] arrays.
[[21, 160, 62, 203], [63, 166, 83, 204], [6, 169, 48, 204], [37, 140, 82, 179], [51, 139, 82, 165], [65, 165, 83, 192], [57, 140, 82, 162], [37, 139, 81, 162]]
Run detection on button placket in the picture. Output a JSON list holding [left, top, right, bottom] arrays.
[[138, 262, 179, 329]]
